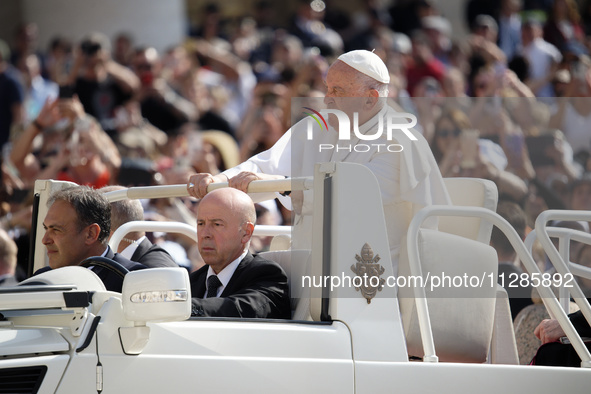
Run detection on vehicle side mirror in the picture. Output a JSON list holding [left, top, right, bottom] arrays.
[[122, 267, 191, 323], [120, 268, 191, 355]]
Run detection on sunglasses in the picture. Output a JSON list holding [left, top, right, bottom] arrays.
[[135, 63, 153, 71], [437, 129, 461, 138]]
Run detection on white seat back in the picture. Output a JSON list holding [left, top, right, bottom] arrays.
[[441, 178, 498, 243], [398, 178, 503, 363], [399, 229, 499, 362]]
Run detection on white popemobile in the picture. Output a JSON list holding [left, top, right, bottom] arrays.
[[1, 162, 590, 393]]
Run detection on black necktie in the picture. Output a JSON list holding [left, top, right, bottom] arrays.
[[206, 275, 222, 298]]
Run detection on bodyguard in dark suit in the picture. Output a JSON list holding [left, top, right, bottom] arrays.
[[38, 185, 146, 292], [189, 188, 290, 319], [98, 245, 145, 292], [100, 185, 178, 268], [129, 237, 177, 268]]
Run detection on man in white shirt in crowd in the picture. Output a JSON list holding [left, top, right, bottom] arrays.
[[520, 17, 562, 100]]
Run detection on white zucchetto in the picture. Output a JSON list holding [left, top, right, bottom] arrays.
[[337, 50, 390, 84]]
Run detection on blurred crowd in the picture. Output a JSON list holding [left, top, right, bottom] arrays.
[[1, 0, 591, 301]]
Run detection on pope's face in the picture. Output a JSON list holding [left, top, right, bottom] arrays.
[[324, 61, 371, 131]]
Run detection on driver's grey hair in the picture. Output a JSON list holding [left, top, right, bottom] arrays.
[[48, 186, 111, 245]]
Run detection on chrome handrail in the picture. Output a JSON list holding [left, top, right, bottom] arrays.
[[525, 227, 591, 312], [406, 205, 591, 367], [109, 221, 291, 250]]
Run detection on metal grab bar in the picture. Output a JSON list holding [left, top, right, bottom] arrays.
[[110, 221, 197, 250], [109, 221, 291, 251], [104, 177, 314, 202], [525, 227, 591, 312], [534, 210, 591, 365], [406, 205, 591, 367]]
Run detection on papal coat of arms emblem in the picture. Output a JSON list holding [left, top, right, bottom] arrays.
[[350, 243, 385, 304]]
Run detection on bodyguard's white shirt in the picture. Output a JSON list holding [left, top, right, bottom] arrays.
[[222, 105, 451, 272], [562, 101, 591, 153], [120, 235, 146, 260], [205, 250, 248, 298]]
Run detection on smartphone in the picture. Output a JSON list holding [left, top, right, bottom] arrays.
[[59, 84, 75, 99], [505, 133, 524, 166], [81, 41, 101, 56], [526, 134, 556, 167], [460, 129, 479, 169]]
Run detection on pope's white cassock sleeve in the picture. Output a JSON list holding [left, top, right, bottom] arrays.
[[222, 105, 451, 271], [222, 123, 294, 207]]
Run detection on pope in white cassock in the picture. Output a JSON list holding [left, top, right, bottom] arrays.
[[188, 50, 451, 272]]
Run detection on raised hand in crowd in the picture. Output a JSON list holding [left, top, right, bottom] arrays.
[[9, 97, 66, 186]]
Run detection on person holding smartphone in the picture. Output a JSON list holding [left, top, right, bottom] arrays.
[[432, 108, 528, 202], [68, 32, 139, 135], [131, 47, 197, 134], [9, 95, 121, 189], [549, 56, 591, 160], [0, 39, 25, 150]]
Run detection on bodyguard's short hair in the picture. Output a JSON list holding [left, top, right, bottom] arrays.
[[100, 185, 144, 230], [48, 186, 111, 244]]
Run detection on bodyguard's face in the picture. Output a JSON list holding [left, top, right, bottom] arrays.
[[196, 196, 250, 273], [42, 200, 93, 269]]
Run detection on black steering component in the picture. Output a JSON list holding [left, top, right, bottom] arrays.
[[80, 256, 129, 280]]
